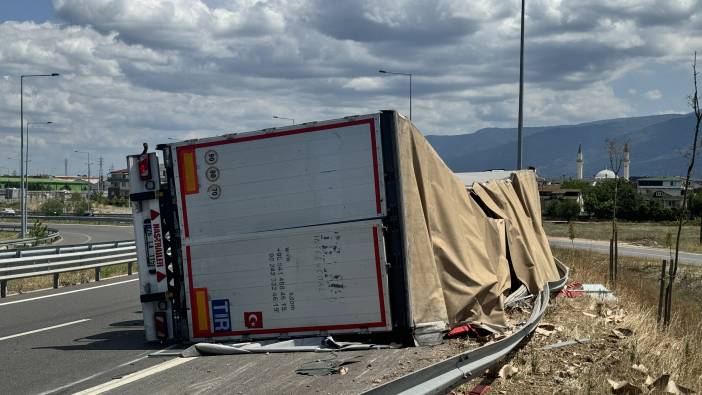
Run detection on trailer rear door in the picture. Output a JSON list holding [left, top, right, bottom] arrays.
[[185, 220, 391, 340], [170, 115, 391, 340], [172, 115, 385, 241]]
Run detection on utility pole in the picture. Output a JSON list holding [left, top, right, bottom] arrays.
[[64, 158, 68, 176], [517, 0, 525, 169], [98, 156, 104, 195], [19, 72, 60, 237]]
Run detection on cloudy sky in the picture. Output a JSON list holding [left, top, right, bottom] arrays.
[[0, 0, 699, 175]]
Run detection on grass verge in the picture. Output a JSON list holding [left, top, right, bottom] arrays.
[[5, 263, 132, 296], [544, 221, 702, 253], [0, 231, 17, 239]]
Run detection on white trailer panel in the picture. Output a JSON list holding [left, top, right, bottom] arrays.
[[184, 220, 391, 340], [171, 115, 385, 242]]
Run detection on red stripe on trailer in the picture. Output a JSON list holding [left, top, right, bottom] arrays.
[[183, 118, 376, 149]]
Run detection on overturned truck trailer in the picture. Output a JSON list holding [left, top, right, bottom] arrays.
[[127, 111, 560, 344]]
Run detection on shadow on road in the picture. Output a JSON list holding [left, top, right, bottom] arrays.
[[34, 329, 157, 351], [110, 319, 143, 327]]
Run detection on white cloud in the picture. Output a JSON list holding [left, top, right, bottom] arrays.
[[0, 0, 695, 173], [645, 89, 663, 100]]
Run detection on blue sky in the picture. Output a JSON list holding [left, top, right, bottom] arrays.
[[0, 1, 54, 23], [0, 0, 698, 174]]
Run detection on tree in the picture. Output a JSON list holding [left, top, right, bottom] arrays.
[[28, 220, 48, 245], [561, 179, 591, 192], [40, 198, 64, 216], [545, 199, 581, 220], [68, 192, 89, 215], [666, 53, 702, 326]]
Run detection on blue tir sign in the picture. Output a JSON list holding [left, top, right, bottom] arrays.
[[211, 299, 231, 333]]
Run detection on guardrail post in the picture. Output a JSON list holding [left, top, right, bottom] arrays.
[[128, 261, 133, 275], [53, 273, 60, 289], [95, 267, 101, 282], [1, 280, 6, 298]]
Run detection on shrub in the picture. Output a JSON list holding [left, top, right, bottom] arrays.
[[40, 198, 65, 216]]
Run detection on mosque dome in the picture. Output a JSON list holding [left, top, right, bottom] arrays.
[[594, 169, 616, 179]]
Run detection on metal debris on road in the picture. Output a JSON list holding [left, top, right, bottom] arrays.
[[295, 356, 361, 376], [182, 336, 394, 357]]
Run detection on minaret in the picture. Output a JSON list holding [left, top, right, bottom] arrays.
[[576, 144, 583, 179], [623, 143, 630, 180]]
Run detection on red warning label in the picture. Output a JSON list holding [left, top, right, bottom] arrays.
[[152, 222, 164, 268], [244, 312, 263, 328], [150, 210, 160, 220]]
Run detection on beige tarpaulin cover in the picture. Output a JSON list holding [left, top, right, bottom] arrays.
[[393, 114, 558, 336], [511, 171, 558, 279], [471, 178, 560, 293], [394, 115, 511, 331]]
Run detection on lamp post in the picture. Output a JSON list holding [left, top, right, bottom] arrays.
[[272, 115, 295, 125], [24, 121, 52, 227], [517, 0, 525, 170], [74, 150, 91, 215], [20, 72, 59, 237], [378, 69, 412, 120]]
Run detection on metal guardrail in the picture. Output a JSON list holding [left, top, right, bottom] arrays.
[[0, 224, 61, 249], [0, 239, 137, 298], [0, 214, 133, 224], [363, 260, 570, 395], [28, 214, 133, 223]]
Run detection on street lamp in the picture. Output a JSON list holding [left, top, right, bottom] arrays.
[[378, 69, 412, 120], [20, 72, 59, 237], [24, 121, 52, 227], [517, 0, 525, 170], [74, 150, 92, 215], [273, 115, 295, 125]]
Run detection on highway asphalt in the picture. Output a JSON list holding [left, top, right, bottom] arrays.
[[549, 237, 702, 266], [0, 275, 173, 395], [51, 223, 134, 245], [3, 226, 700, 394]]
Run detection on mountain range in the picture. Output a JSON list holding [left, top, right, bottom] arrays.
[[426, 113, 700, 179]]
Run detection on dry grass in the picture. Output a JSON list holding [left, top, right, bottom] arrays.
[[0, 231, 17, 239], [557, 247, 702, 389], [5, 263, 131, 296], [454, 247, 702, 394], [544, 221, 702, 253]]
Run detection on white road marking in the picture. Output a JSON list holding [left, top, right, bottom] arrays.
[[0, 278, 139, 307], [73, 357, 196, 395], [39, 345, 179, 395], [0, 318, 91, 341]]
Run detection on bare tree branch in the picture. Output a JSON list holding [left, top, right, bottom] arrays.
[[668, 52, 702, 325]]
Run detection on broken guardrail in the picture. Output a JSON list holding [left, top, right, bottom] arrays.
[[0, 239, 136, 297], [363, 259, 569, 395]]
